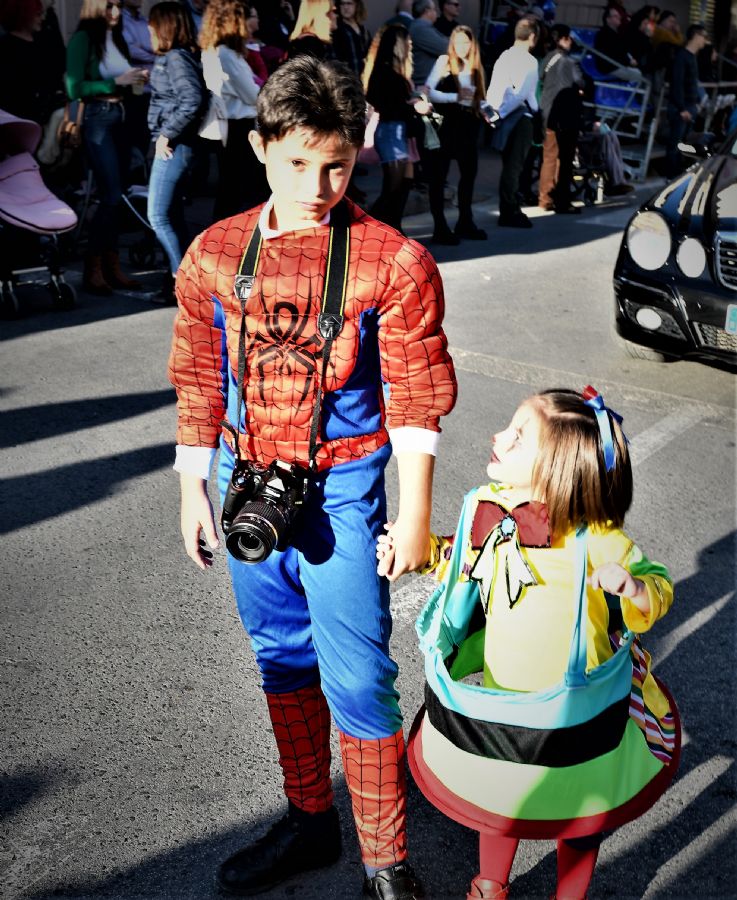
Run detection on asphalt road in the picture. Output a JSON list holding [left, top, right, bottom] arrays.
[[2, 174, 736, 900]]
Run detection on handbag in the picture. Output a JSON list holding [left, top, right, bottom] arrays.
[[488, 105, 527, 153], [408, 490, 680, 839], [199, 94, 228, 145], [57, 100, 84, 151]]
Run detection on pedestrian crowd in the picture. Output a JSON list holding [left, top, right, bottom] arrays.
[[0, 0, 733, 295]]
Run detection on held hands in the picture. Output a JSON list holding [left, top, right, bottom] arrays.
[[376, 520, 430, 582], [589, 562, 647, 605], [155, 134, 173, 160], [180, 473, 219, 570], [680, 109, 692, 122], [115, 67, 147, 87]]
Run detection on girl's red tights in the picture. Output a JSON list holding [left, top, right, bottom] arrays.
[[478, 833, 602, 899]]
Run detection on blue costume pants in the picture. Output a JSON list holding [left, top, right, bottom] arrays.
[[218, 441, 402, 740]]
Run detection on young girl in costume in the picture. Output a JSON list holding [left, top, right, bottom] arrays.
[[378, 387, 680, 900]]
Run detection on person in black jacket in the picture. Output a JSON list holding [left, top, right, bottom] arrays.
[[146, 0, 206, 302], [538, 24, 584, 213], [666, 23, 707, 176], [594, 6, 645, 81], [333, 0, 371, 74]]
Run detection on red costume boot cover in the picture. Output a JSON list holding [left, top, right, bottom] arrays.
[[339, 729, 408, 869], [265, 685, 333, 814]]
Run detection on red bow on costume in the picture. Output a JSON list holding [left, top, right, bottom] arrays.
[[471, 500, 551, 549]]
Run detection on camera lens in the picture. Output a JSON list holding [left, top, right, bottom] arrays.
[[235, 530, 269, 563], [225, 500, 287, 564]]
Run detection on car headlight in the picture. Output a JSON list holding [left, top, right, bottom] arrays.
[[627, 212, 672, 270], [676, 237, 706, 277]]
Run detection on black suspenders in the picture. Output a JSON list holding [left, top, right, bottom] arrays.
[[226, 202, 351, 469]]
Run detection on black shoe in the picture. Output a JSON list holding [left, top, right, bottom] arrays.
[[431, 229, 460, 246], [455, 222, 488, 240], [554, 204, 581, 214], [151, 274, 177, 306], [498, 212, 532, 228], [363, 862, 425, 900], [604, 182, 635, 197], [216, 804, 341, 896]]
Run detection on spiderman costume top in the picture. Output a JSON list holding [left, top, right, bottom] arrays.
[[168, 198, 457, 473]]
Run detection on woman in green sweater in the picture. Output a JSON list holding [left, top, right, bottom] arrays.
[[66, 0, 147, 294]]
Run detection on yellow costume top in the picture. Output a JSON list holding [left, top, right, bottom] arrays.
[[424, 482, 673, 717]]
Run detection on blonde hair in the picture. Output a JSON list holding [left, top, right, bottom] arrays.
[[290, 0, 334, 45], [199, 0, 250, 51], [530, 389, 632, 540], [362, 24, 412, 92], [447, 25, 486, 109], [78, 0, 107, 19]]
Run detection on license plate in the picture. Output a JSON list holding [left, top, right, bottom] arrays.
[[726, 305, 737, 335]]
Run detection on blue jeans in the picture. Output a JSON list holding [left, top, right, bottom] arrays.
[[147, 143, 194, 274], [83, 100, 129, 253]]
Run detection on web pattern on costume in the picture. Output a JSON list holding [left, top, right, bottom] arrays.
[[169, 203, 457, 470], [339, 729, 408, 868], [266, 685, 334, 814]]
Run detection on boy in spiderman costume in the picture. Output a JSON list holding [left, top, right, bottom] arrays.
[[168, 57, 457, 899]]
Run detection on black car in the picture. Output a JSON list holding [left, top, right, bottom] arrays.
[[613, 128, 737, 366]]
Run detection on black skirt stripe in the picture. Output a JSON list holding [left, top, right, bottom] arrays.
[[424, 682, 631, 768]]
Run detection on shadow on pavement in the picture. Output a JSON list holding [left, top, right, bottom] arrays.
[[1, 390, 175, 450], [1, 443, 173, 534]]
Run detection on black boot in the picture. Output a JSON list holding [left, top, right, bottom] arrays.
[[363, 862, 424, 900], [216, 803, 341, 896]]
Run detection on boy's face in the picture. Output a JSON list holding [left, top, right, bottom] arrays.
[[249, 127, 358, 229]]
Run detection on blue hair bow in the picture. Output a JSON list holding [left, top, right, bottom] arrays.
[[582, 385, 624, 472]]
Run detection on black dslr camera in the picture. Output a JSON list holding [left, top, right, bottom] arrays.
[[221, 459, 310, 563]]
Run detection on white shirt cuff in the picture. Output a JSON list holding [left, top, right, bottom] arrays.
[[388, 426, 440, 457], [174, 445, 217, 480]]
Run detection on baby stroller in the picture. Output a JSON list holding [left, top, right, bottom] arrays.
[[0, 109, 78, 318]]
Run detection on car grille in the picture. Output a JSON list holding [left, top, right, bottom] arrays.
[[716, 234, 737, 290], [693, 323, 737, 353]]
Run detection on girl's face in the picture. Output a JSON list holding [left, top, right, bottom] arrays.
[[247, 7, 259, 34], [148, 23, 159, 52], [452, 31, 471, 59], [487, 401, 542, 491], [105, 0, 121, 27]]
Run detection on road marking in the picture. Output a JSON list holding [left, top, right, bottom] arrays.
[[391, 577, 434, 625], [449, 346, 734, 424], [628, 404, 708, 466], [653, 592, 733, 668]]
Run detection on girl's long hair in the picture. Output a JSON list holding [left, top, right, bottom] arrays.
[[290, 0, 334, 45], [200, 0, 250, 52], [77, 0, 129, 63], [447, 25, 485, 109], [362, 24, 412, 92], [149, 1, 198, 54], [530, 389, 632, 541]]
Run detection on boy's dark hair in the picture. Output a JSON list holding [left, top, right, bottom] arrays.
[[551, 23, 571, 43], [514, 17, 540, 41], [257, 56, 366, 147], [685, 22, 705, 41], [531, 389, 633, 540]]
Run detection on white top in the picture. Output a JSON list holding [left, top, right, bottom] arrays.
[[98, 32, 130, 80], [486, 45, 539, 118], [202, 45, 260, 120], [173, 198, 440, 480], [426, 56, 475, 107]]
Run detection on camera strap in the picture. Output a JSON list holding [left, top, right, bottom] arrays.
[[224, 201, 350, 469]]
